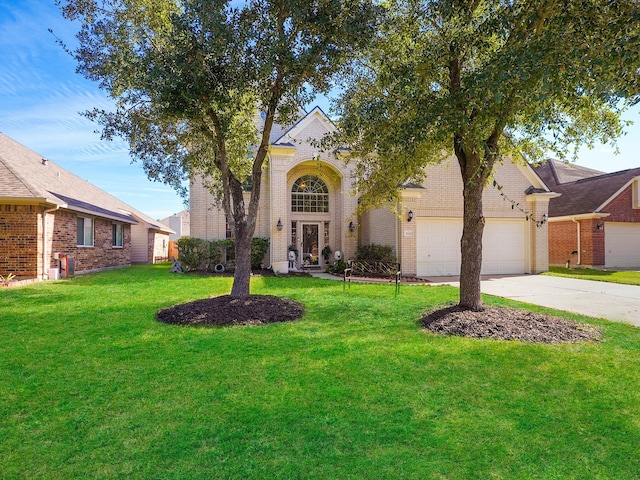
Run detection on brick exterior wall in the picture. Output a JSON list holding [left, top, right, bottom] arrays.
[[602, 184, 640, 222], [360, 206, 399, 254], [549, 221, 576, 266], [548, 219, 605, 267], [0, 204, 41, 276], [51, 210, 132, 273], [1, 205, 133, 278]]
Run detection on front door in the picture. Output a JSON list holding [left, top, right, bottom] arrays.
[[301, 223, 320, 267]]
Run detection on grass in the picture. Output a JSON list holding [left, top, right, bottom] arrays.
[[545, 266, 640, 286], [1, 264, 640, 479]]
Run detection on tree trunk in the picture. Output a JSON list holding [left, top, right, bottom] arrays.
[[459, 177, 486, 310], [231, 232, 252, 298]]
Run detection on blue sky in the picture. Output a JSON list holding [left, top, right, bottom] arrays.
[[1, 1, 638, 221]]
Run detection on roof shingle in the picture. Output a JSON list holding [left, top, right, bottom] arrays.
[[0, 133, 172, 232], [533, 159, 640, 217]]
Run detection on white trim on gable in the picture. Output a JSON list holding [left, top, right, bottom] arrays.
[[273, 106, 337, 145], [517, 162, 552, 191], [525, 192, 561, 202]]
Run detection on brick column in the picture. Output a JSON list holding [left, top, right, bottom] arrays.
[[269, 157, 289, 267]]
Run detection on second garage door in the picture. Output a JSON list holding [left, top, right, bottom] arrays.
[[605, 222, 640, 269], [416, 218, 527, 276]]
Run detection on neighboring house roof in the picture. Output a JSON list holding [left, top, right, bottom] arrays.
[[0, 132, 173, 233], [161, 209, 190, 236], [534, 158, 604, 188], [533, 162, 640, 217]]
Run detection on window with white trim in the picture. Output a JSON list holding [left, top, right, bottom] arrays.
[[77, 217, 94, 247], [291, 175, 329, 213], [112, 223, 124, 247]]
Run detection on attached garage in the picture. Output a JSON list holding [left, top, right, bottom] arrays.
[[416, 218, 528, 276], [605, 222, 640, 269]]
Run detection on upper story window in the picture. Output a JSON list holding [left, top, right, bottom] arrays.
[[225, 216, 233, 239], [112, 223, 124, 247], [291, 175, 329, 213], [77, 216, 94, 247]]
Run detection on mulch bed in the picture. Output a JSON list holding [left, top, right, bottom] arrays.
[[158, 291, 601, 344], [157, 295, 304, 326], [422, 305, 602, 344]]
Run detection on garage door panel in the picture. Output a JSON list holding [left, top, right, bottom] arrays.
[[416, 220, 460, 276], [605, 223, 640, 269], [417, 219, 526, 276]]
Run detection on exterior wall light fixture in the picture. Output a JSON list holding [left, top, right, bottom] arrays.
[[276, 218, 283, 231], [349, 221, 355, 232], [407, 210, 414, 222]]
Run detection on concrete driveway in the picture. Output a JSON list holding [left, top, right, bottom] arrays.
[[432, 274, 640, 327]]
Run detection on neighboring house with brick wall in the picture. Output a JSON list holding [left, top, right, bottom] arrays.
[[0, 133, 173, 280], [535, 159, 640, 269], [190, 106, 556, 277]]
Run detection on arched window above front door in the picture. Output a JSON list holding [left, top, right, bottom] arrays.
[[291, 175, 329, 212]]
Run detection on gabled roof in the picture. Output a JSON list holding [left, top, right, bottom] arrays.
[[538, 165, 640, 217], [273, 106, 337, 145], [534, 159, 604, 188], [0, 133, 172, 233]]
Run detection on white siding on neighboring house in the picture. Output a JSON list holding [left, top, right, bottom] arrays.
[[131, 223, 149, 263]]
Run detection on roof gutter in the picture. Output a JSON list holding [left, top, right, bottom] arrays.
[[69, 205, 138, 225], [0, 197, 63, 207], [548, 212, 610, 222]]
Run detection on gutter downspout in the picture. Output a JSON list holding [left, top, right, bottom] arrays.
[[572, 218, 581, 265], [42, 205, 60, 280]]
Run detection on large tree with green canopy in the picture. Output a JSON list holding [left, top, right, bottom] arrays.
[[58, 0, 378, 297], [335, 0, 639, 310]]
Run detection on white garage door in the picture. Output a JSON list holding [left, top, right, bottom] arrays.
[[605, 223, 640, 269], [416, 219, 527, 276]]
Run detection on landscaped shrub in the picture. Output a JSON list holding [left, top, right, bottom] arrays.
[[250, 237, 270, 269], [178, 237, 268, 271], [325, 260, 348, 274], [355, 243, 397, 262], [209, 239, 234, 267], [176, 238, 210, 271]]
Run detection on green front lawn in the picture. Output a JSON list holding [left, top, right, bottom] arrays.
[[2, 265, 639, 479], [545, 266, 640, 286]]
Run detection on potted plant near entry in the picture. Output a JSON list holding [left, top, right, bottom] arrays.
[[321, 245, 332, 264]]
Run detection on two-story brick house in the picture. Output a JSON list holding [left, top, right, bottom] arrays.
[[190, 107, 556, 277]]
